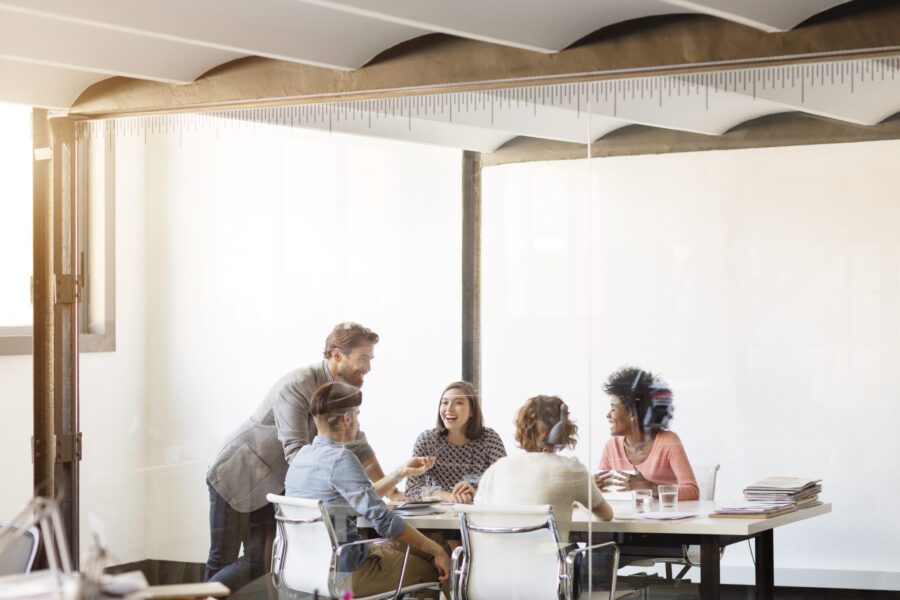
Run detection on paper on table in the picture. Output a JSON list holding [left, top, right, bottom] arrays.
[[640, 512, 697, 521]]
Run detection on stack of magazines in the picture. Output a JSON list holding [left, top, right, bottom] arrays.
[[710, 501, 796, 519], [711, 477, 822, 519], [743, 476, 822, 508]]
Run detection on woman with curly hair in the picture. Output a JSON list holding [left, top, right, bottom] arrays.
[[595, 367, 698, 501], [474, 395, 612, 541]]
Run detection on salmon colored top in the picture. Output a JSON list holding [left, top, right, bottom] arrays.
[[599, 430, 699, 501]]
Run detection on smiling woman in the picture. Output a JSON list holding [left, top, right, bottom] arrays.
[[596, 367, 699, 501], [404, 381, 507, 503]]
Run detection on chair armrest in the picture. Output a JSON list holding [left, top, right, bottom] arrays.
[[334, 538, 414, 599], [563, 542, 620, 600], [332, 538, 395, 596], [450, 545, 466, 600], [335, 537, 392, 552]]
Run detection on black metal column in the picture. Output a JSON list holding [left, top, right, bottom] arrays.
[[755, 529, 775, 600], [461, 151, 481, 389], [700, 536, 722, 599]]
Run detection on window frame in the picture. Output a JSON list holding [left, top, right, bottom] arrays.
[[0, 120, 116, 355]]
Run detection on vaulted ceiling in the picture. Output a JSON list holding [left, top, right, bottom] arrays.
[[10, 0, 900, 154], [0, 0, 853, 109]]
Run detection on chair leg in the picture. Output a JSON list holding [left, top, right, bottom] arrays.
[[675, 565, 691, 580], [665, 563, 672, 579]]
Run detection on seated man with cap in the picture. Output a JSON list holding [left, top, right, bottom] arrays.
[[285, 381, 450, 597]]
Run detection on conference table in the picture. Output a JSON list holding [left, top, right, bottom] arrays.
[[362, 500, 832, 600]]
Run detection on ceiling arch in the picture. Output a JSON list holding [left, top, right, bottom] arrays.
[[0, 0, 868, 110]]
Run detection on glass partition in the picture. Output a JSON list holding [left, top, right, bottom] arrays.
[[66, 53, 900, 596]]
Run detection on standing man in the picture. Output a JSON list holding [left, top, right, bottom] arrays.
[[204, 322, 395, 592]]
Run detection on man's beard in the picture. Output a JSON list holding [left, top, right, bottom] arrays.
[[339, 367, 364, 387]]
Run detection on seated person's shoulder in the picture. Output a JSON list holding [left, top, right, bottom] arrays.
[[415, 428, 441, 446], [656, 429, 685, 446], [554, 454, 590, 473], [481, 427, 503, 442]]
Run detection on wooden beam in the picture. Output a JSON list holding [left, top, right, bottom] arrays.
[[482, 112, 900, 165], [33, 112, 82, 564], [69, 2, 900, 118]]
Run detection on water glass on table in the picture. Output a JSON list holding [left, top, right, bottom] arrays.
[[658, 485, 678, 511], [633, 489, 653, 513]]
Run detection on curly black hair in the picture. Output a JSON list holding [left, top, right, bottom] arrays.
[[604, 366, 664, 435]]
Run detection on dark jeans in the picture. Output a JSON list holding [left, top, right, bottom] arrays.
[[204, 480, 275, 594], [578, 533, 684, 595]]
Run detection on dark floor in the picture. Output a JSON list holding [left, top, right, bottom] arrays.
[[107, 560, 900, 599], [616, 575, 900, 600], [227, 575, 900, 600]]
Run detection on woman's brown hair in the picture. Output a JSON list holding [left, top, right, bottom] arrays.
[[435, 381, 484, 440], [514, 395, 578, 452]]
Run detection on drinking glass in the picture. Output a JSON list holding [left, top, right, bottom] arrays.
[[658, 485, 678, 511], [633, 489, 653, 513]]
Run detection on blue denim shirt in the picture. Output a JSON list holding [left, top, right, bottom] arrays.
[[285, 435, 406, 572]]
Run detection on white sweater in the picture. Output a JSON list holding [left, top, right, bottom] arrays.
[[474, 452, 604, 542]]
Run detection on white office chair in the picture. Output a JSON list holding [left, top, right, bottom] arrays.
[[267, 494, 441, 600], [655, 463, 722, 580], [450, 504, 638, 600], [0, 521, 40, 576]]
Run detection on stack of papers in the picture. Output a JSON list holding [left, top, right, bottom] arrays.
[[743, 476, 822, 509], [391, 499, 448, 516], [710, 501, 797, 519]]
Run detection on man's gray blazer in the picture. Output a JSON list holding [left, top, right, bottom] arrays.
[[207, 361, 374, 513]]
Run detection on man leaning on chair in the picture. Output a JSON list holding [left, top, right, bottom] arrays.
[[203, 322, 400, 593]]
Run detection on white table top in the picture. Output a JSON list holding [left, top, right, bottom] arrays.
[[369, 501, 832, 537]]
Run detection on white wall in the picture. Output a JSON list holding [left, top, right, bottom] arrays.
[[8, 114, 898, 590], [0, 103, 35, 526], [78, 131, 149, 565], [114, 118, 463, 562], [0, 355, 33, 521], [481, 140, 900, 590], [0, 129, 148, 565], [5, 117, 462, 565]]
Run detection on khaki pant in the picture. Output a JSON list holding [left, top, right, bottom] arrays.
[[341, 541, 446, 598]]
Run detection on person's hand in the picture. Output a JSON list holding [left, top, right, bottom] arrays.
[[400, 456, 436, 478], [451, 482, 476, 504], [619, 471, 654, 492], [593, 470, 619, 489], [432, 548, 451, 583], [435, 486, 474, 504], [388, 489, 406, 502]]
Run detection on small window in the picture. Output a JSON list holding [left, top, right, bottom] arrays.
[[0, 108, 115, 355]]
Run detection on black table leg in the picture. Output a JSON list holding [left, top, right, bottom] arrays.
[[700, 536, 722, 600], [755, 529, 774, 600]]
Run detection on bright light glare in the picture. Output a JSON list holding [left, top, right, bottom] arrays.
[[0, 103, 32, 327]]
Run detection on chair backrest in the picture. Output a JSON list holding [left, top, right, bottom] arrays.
[[267, 494, 338, 597], [0, 521, 40, 576], [457, 505, 564, 600], [697, 464, 720, 502]]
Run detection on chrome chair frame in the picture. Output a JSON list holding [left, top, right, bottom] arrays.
[[0, 520, 40, 575], [269, 495, 437, 600], [450, 506, 625, 600]]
